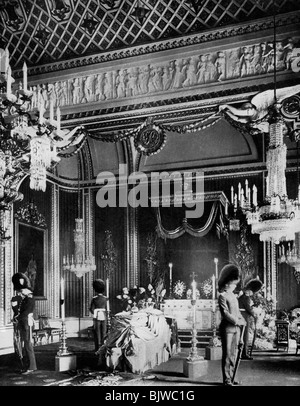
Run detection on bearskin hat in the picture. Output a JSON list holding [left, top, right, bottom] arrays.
[[244, 278, 263, 294], [218, 264, 240, 291], [93, 279, 105, 294], [12, 272, 31, 291]]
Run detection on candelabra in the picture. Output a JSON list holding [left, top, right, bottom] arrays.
[[55, 277, 77, 373], [187, 272, 201, 361]]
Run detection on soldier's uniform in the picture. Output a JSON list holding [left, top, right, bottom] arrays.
[[218, 264, 246, 386], [89, 279, 108, 352], [238, 278, 263, 359], [12, 273, 37, 373]]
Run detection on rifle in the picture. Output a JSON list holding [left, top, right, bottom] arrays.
[[232, 324, 245, 383]]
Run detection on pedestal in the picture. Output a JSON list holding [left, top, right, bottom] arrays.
[[183, 358, 208, 379], [205, 346, 222, 360], [55, 353, 77, 372]]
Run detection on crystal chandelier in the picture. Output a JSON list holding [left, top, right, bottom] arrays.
[[62, 178, 96, 278], [246, 104, 300, 244], [244, 2, 300, 244], [0, 47, 87, 203]]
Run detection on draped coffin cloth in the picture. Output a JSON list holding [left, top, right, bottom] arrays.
[[154, 191, 228, 239], [105, 309, 171, 374]]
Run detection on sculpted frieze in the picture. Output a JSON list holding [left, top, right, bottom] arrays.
[[28, 37, 300, 112]]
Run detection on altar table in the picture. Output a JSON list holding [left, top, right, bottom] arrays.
[[161, 299, 221, 330]]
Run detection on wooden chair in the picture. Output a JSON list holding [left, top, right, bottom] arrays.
[[33, 315, 60, 345], [275, 320, 289, 351]]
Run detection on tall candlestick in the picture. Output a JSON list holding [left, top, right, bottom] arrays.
[[22, 61, 27, 91], [60, 277, 65, 321], [212, 274, 216, 312], [238, 182, 241, 201], [231, 186, 234, 204], [245, 179, 248, 199]]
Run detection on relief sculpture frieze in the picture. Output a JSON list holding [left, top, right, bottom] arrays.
[[28, 37, 300, 112]]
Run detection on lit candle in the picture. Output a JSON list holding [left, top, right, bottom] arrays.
[[212, 274, 216, 301], [231, 186, 234, 204], [22, 61, 27, 91], [169, 262, 173, 281], [238, 182, 241, 201], [234, 193, 237, 209], [192, 280, 197, 300], [240, 188, 244, 208], [225, 200, 228, 216], [253, 185, 257, 206], [214, 257, 218, 280], [266, 176, 269, 196], [245, 179, 248, 199]]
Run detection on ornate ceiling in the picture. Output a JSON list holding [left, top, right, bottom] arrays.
[[1, 0, 300, 69]]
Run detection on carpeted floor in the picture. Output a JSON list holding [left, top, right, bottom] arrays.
[[1, 337, 300, 387]]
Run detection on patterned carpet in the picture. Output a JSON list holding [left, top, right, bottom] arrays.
[[0, 337, 138, 387], [1, 337, 300, 387]]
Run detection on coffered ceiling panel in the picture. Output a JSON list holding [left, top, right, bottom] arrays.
[[1, 0, 299, 69]]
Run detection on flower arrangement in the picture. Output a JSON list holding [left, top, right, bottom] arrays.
[[173, 280, 186, 299], [199, 278, 213, 299], [116, 282, 166, 311]]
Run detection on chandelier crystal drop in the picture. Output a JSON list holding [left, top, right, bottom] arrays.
[[246, 105, 300, 244]]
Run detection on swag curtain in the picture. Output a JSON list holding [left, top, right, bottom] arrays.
[[155, 197, 227, 239]]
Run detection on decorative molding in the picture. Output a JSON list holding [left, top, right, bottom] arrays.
[[25, 35, 299, 117], [15, 202, 47, 228], [14, 14, 300, 77]]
